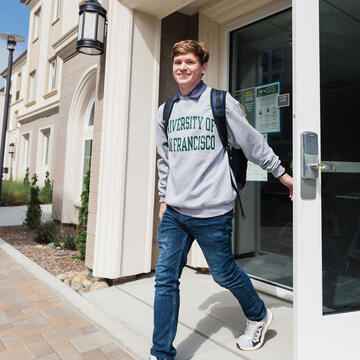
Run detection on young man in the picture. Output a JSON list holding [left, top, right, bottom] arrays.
[[149, 40, 293, 360]]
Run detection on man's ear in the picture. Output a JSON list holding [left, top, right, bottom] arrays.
[[202, 62, 208, 75]]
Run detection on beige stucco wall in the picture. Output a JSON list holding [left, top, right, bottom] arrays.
[[0, 91, 4, 151], [17, 113, 57, 182], [52, 52, 98, 223], [2, 54, 27, 181]]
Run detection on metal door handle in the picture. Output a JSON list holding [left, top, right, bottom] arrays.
[[310, 163, 336, 171]]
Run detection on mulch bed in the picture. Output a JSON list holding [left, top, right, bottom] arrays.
[[0, 225, 87, 276]]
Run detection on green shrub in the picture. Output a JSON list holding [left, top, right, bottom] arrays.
[[24, 174, 42, 230], [34, 220, 58, 244], [23, 167, 30, 187], [1, 180, 30, 205], [39, 171, 53, 204], [78, 170, 90, 226], [61, 227, 77, 250], [76, 170, 90, 260], [75, 230, 87, 260]]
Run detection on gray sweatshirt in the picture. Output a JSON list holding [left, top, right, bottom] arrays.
[[156, 85, 285, 218]]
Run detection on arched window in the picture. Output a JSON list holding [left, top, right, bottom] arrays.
[[81, 95, 95, 190]]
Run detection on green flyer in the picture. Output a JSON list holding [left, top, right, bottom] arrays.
[[234, 87, 255, 127]]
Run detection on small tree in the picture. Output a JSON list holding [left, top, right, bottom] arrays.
[[39, 171, 53, 203], [23, 167, 30, 187], [24, 173, 42, 229], [75, 170, 90, 260]]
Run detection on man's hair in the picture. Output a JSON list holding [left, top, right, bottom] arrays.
[[171, 40, 209, 65]]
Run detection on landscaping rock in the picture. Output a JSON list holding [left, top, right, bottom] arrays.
[[56, 274, 67, 281], [90, 281, 109, 292], [71, 282, 83, 291], [48, 243, 56, 249], [71, 277, 82, 285], [67, 272, 77, 280], [82, 279, 92, 288]]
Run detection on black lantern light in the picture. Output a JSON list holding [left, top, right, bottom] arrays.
[[76, 0, 107, 55], [9, 143, 15, 158]]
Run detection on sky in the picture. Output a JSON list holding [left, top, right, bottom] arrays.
[[0, 1, 30, 88]]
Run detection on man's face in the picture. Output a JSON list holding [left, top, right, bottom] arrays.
[[172, 52, 208, 90]]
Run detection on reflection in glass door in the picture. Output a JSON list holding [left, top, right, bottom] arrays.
[[229, 9, 293, 289], [319, 0, 360, 314]]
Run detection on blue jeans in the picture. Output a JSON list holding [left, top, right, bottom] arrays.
[[151, 206, 266, 360]]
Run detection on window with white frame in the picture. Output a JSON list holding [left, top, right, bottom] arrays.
[[48, 59, 57, 92], [16, 73, 21, 101], [42, 129, 50, 166], [33, 8, 41, 40], [29, 71, 36, 101], [53, 0, 61, 22], [23, 134, 30, 167], [82, 99, 95, 190]]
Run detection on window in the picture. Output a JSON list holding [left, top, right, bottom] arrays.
[[33, 9, 41, 40], [82, 139, 92, 185], [82, 99, 95, 189], [53, 0, 61, 22], [41, 129, 50, 166], [48, 59, 57, 92], [23, 134, 30, 167], [16, 73, 21, 101], [29, 71, 36, 101], [88, 102, 94, 126]]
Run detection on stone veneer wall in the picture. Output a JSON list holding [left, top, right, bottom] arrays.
[[152, 12, 199, 269]]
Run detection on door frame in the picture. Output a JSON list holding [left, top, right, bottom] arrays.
[[293, 0, 322, 358], [219, 1, 293, 300], [294, 1, 360, 359]]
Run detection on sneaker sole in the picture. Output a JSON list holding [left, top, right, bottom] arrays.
[[236, 310, 273, 352]]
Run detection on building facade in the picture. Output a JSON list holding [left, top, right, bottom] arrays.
[[1, 0, 359, 358]]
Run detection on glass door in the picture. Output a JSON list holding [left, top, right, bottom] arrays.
[[293, 0, 360, 358], [319, 0, 360, 316], [229, 9, 293, 289]]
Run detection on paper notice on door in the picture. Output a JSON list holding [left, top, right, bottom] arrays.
[[255, 82, 280, 133], [234, 87, 256, 127], [246, 134, 268, 182]]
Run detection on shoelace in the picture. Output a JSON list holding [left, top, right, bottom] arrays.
[[244, 320, 263, 342]]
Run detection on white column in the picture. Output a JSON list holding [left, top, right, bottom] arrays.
[[93, 0, 134, 278]]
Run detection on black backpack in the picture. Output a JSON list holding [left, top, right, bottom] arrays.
[[163, 88, 247, 220]]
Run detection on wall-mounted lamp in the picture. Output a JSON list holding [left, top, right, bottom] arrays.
[[76, 0, 107, 55], [9, 143, 15, 158]]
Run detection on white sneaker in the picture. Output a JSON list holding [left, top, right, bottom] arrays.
[[147, 356, 158, 360], [237, 309, 273, 351]]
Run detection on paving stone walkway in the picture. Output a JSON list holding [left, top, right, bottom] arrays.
[[0, 248, 135, 360]]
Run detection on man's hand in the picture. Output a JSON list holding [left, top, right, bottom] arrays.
[[279, 173, 293, 201], [159, 202, 167, 221]]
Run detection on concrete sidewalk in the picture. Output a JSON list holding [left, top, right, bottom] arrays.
[[0, 246, 134, 360], [85, 269, 293, 360], [0, 206, 293, 359], [0, 205, 52, 227]]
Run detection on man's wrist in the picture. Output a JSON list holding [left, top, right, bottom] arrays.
[[279, 171, 286, 178]]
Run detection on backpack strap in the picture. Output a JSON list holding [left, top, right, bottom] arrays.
[[210, 89, 228, 150], [162, 98, 176, 138], [210, 88, 246, 220]]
